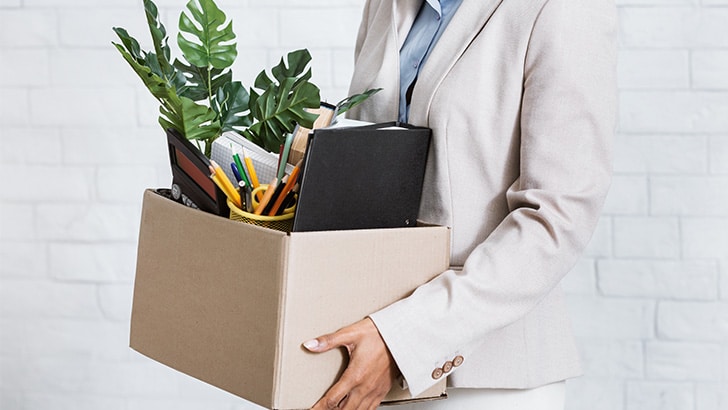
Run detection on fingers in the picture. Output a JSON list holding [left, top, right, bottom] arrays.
[[303, 324, 360, 353], [310, 383, 350, 409], [310, 349, 370, 409], [354, 385, 388, 410], [303, 331, 344, 353], [312, 362, 390, 410], [307, 319, 394, 409], [311, 357, 363, 409]]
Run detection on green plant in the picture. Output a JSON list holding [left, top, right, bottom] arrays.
[[113, 0, 378, 157]]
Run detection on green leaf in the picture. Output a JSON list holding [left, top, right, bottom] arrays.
[[113, 18, 185, 96], [249, 79, 319, 152], [255, 49, 312, 90], [144, 0, 170, 70], [177, 0, 237, 70], [174, 58, 232, 102], [112, 42, 170, 100], [336, 88, 382, 116], [271, 49, 311, 81], [112, 27, 144, 62], [253, 69, 274, 91], [141, 52, 185, 92], [244, 49, 320, 151], [159, 89, 220, 156], [140, 0, 188, 94], [215, 81, 252, 133]]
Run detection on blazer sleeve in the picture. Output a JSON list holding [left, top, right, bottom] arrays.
[[368, 0, 618, 397]]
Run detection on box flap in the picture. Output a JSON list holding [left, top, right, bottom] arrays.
[[274, 226, 450, 409], [130, 190, 288, 407]]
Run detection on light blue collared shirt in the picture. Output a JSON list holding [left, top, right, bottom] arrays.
[[399, 0, 463, 123]]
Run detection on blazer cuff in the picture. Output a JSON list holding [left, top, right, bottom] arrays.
[[369, 296, 464, 398]]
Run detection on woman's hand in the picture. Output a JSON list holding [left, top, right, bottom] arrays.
[[303, 318, 398, 410]]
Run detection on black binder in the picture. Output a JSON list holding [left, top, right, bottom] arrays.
[[292, 122, 432, 232]]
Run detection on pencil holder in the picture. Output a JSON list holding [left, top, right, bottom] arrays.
[[227, 185, 296, 232]]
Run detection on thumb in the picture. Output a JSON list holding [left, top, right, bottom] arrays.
[[302, 330, 347, 353]]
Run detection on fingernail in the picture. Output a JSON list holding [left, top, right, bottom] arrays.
[[303, 339, 319, 350]]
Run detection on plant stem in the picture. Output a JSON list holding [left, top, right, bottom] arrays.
[[204, 138, 212, 158], [207, 68, 214, 108]]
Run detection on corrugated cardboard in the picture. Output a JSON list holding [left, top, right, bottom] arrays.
[[130, 190, 450, 409]]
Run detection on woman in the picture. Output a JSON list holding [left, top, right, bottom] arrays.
[[304, 0, 617, 408]]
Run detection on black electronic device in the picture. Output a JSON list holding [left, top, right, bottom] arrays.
[[166, 128, 229, 216]]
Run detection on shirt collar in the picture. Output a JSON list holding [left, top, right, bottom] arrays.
[[424, 0, 442, 16]]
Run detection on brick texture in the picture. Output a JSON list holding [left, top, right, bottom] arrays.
[[1, 0, 726, 409]]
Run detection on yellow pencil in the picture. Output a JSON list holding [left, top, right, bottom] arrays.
[[209, 163, 241, 208], [210, 160, 239, 196], [209, 172, 239, 208], [242, 147, 262, 200]]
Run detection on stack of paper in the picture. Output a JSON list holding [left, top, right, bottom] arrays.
[[211, 131, 294, 185]]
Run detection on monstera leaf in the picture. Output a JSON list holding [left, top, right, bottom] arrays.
[[215, 81, 252, 134], [247, 80, 319, 152], [112, 32, 170, 100], [177, 0, 237, 70], [244, 49, 320, 152], [143, 1, 187, 91], [256, 49, 313, 89], [144, 0, 170, 71], [174, 59, 232, 102], [112, 27, 143, 61], [159, 90, 220, 156]]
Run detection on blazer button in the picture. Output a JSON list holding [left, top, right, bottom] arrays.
[[453, 355, 464, 367], [431, 367, 444, 380], [442, 361, 453, 373]]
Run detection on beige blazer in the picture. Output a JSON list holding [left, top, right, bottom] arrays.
[[347, 0, 618, 397]]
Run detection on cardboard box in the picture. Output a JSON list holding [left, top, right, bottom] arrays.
[[130, 190, 450, 409]]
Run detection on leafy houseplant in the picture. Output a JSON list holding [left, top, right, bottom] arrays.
[[113, 0, 378, 157]]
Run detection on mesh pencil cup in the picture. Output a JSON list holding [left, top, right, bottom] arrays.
[[227, 185, 296, 232]]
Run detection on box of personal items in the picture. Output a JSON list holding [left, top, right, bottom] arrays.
[[117, 1, 450, 408]]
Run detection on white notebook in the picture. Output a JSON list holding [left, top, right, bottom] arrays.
[[211, 131, 294, 186]]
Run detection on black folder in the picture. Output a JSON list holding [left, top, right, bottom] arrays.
[[292, 122, 432, 232]]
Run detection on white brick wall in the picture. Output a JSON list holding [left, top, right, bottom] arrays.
[[0, 0, 726, 409]]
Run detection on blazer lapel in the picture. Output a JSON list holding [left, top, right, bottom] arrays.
[[394, 0, 422, 49], [350, 0, 420, 122], [408, 0, 505, 125], [369, 0, 419, 121]]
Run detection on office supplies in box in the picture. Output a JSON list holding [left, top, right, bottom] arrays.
[[211, 130, 294, 187], [130, 189, 450, 409]]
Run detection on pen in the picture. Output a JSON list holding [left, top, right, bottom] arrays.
[[237, 180, 253, 213], [245, 186, 252, 212], [230, 162, 242, 183], [236, 180, 247, 211], [254, 178, 278, 215]]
